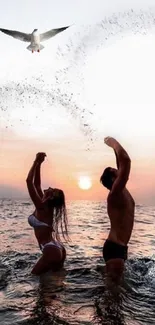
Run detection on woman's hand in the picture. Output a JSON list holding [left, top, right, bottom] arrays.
[[35, 152, 46, 164]]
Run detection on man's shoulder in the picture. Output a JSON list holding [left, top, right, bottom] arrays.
[[108, 188, 135, 207]]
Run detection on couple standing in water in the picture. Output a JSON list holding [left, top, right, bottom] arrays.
[[27, 136, 135, 283]]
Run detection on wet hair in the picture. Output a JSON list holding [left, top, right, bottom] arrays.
[[100, 167, 115, 190], [45, 189, 69, 242]]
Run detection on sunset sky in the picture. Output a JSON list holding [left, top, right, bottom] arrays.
[[1, 0, 155, 204]]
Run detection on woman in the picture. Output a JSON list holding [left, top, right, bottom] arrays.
[[26, 152, 68, 275]]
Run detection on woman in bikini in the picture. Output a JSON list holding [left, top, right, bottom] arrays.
[[26, 152, 68, 275]]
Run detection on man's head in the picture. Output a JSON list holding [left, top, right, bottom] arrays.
[[100, 167, 118, 190]]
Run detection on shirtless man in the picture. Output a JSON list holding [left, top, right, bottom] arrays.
[[100, 137, 135, 283]]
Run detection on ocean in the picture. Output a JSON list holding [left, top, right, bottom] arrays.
[[0, 199, 155, 325]]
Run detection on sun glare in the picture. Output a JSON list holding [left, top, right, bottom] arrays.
[[78, 176, 92, 190]]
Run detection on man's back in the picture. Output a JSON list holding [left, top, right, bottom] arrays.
[[107, 188, 135, 245]]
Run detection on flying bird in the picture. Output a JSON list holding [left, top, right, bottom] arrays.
[[0, 26, 70, 53]]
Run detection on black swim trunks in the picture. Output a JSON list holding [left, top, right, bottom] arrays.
[[103, 239, 128, 262]]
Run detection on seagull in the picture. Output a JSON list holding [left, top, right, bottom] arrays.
[[0, 26, 70, 53]]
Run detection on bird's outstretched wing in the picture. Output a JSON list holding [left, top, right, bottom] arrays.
[[40, 26, 70, 42], [0, 28, 31, 42]]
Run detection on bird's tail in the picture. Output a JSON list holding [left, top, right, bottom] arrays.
[[27, 43, 44, 52]]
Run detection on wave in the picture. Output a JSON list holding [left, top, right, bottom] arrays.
[[0, 250, 155, 324]]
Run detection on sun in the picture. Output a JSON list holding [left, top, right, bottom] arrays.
[[78, 176, 92, 190]]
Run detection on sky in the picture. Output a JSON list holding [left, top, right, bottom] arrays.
[[1, 0, 155, 204]]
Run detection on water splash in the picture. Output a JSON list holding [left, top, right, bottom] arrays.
[[1, 8, 155, 150]]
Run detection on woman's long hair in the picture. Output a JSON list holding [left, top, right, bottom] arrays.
[[47, 189, 69, 242]]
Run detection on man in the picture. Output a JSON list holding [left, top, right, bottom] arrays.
[[100, 137, 135, 283]]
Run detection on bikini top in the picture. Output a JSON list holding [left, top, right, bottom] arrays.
[[28, 214, 52, 229]]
